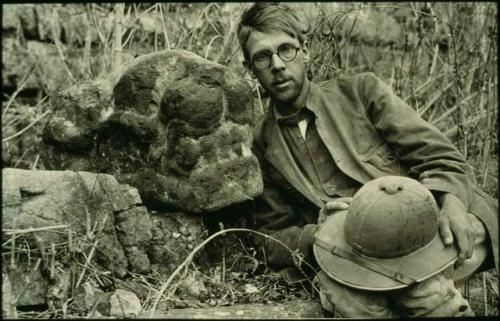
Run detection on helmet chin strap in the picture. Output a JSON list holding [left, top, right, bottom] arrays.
[[315, 237, 417, 285]]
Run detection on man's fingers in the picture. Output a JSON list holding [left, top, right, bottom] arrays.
[[326, 202, 349, 210], [454, 256, 465, 268], [336, 197, 353, 204], [320, 198, 352, 224], [326, 197, 353, 210], [438, 216, 453, 245], [455, 234, 473, 268], [439, 193, 476, 267], [318, 208, 328, 225], [455, 227, 474, 259]]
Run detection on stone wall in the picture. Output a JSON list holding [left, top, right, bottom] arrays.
[[2, 168, 244, 310]]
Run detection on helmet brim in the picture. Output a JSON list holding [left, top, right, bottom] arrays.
[[313, 210, 459, 291]]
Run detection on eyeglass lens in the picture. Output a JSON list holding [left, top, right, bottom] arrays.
[[252, 43, 299, 69]]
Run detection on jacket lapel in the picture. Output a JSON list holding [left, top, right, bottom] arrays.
[[263, 114, 324, 208], [261, 82, 371, 207], [308, 83, 373, 184]]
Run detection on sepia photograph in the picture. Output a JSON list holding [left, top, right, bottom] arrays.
[[2, 2, 498, 318]]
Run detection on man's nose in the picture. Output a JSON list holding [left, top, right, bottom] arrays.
[[270, 53, 286, 72]]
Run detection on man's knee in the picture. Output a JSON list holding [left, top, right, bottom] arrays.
[[314, 271, 397, 318]]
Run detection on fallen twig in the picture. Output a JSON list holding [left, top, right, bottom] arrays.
[[2, 66, 36, 118], [10, 219, 17, 269], [32, 153, 40, 170], [75, 238, 100, 289], [2, 110, 51, 143], [75, 213, 108, 289], [3, 224, 68, 235]]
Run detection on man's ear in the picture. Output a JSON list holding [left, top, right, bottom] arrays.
[[301, 41, 310, 64]]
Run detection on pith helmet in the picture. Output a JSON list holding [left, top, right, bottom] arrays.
[[313, 176, 458, 291]]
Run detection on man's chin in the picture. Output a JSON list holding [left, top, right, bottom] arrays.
[[270, 89, 299, 105]]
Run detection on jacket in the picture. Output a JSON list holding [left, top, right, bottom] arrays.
[[252, 72, 498, 272]]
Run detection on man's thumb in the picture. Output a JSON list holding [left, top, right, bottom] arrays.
[[438, 215, 453, 245]]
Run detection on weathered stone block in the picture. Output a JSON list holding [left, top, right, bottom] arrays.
[[7, 264, 48, 308], [2, 4, 37, 38], [42, 50, 263, 212], [109, 289, 142, 317], [2, 168, 215, 309], [1, 168, 154, 306], [115, 206, 153, 273]]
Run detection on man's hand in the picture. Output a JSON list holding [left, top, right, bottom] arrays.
[[318, 197, 353, 225], [437, 193, 474, 267]]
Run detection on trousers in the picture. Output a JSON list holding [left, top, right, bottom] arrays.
[[314, 213, 487, 318]]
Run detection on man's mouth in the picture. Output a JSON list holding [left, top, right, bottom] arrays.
[[273, 79, 291, 88]]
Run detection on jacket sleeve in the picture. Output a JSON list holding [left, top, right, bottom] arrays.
[[251, 134, 318, 269], [358, 72, 475, 208]]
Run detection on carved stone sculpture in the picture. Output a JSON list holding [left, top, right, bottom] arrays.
[[42, 50, 263, 212]]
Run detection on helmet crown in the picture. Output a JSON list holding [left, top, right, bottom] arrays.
[[345, 176, 439, 259]]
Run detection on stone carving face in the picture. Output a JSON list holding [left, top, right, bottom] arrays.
[[42, 50, 263, 212]]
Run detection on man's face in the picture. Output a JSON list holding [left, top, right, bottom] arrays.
[[245, 30, 309, 105]]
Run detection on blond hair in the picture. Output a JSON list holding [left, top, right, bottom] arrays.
[[237, 3, 309, 62]]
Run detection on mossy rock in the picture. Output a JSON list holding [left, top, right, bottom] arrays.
[[42, 50, 263, 213]]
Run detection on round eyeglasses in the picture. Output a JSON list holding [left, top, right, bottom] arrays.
[[251, 43, 301, 70]]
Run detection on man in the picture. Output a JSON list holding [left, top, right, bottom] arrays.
[[237, 3, 498, 318]]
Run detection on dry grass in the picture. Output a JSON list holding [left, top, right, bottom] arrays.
[[2, 224, 311, 318], [306, 3, 497, 168], [2, 2, 498, 317]]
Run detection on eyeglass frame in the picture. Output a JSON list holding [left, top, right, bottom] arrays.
[[248, 43, 302, 70]]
